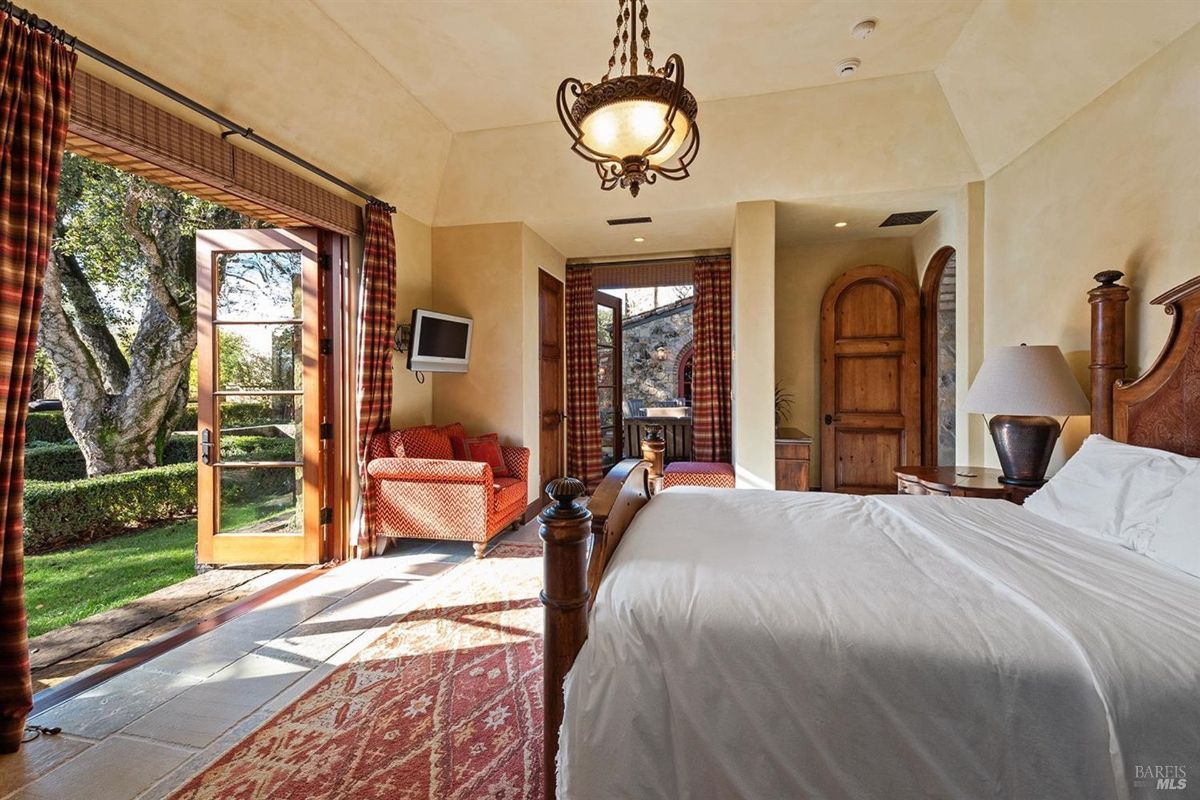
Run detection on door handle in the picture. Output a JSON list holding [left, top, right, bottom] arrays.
[[200, 428, 213, 465], [824, 414, 838, 426]]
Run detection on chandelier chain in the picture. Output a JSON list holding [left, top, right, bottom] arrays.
[[639, 0, 654, 73]]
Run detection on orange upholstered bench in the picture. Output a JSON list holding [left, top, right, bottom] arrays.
[[663, 461, 735, 489]]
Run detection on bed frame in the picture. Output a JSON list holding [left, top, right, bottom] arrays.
[[539, 270, 1200, 799]]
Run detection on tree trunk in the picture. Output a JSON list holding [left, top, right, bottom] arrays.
[[39, 185, 197, 476]]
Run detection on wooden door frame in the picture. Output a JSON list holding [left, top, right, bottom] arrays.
[[196, 228, 330, 565], [538, 269, 565, 505], [920, 246, 956, 466], [595, 290, 623, 471]]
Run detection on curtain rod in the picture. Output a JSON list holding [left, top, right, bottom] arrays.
[[2, 0, 397, 214]]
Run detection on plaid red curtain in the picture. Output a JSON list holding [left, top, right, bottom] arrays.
[[354, 204, 396, 556], [0, 9, 75, 747], [565, 267, 602, 487], [692, 257, 733, 463]]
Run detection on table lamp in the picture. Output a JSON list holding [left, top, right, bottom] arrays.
[[963, 344, 1090, 486]]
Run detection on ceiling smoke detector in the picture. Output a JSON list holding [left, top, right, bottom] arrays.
[[851, 19, 877, 40], [836, 58, 861, 77]]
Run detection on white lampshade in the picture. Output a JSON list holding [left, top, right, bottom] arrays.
[[964, 344, 1090, 416]]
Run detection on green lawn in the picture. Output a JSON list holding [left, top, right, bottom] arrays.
[[24, 497, 291, 638], [25, 518, 197, 638]]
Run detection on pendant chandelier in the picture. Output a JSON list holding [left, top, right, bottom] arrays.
[[556, 0, 699, 197]]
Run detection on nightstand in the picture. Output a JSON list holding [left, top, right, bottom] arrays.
[[894, 465, 1039, 505]]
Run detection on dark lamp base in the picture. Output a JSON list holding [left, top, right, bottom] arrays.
[[988, 415, 1060, 487]]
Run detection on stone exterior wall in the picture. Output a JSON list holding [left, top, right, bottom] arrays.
[[936, 254, 957, 465], [621, 298, 694, 413]]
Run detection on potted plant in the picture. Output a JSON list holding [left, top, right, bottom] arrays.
[[774, 382, 794, 434]]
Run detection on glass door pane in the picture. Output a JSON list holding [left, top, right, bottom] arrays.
[[595, 291, 623, 469], [196, 229, 323, 565]]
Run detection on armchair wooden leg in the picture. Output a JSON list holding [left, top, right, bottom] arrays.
[[473, 542, 488, 559], [373, 536, 390, 557]]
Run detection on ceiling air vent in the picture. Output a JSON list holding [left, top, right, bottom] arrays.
[[880, 210, 937, 227], [606, 216, 652, 226]]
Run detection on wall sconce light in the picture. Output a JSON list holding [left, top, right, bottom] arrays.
[[394, 323, 411, 353], [653, 345, 670, 362]]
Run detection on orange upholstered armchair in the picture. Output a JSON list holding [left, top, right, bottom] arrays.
[[366, 423, 530, 557]]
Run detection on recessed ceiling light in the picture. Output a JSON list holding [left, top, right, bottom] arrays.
[[633, 236, 646, 242], [834, 221, 848, 228], [835, 58, 861, 77]]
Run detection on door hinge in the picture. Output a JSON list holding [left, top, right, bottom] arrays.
[[320, 422, 333, 440], [319, 253, 332, 271], [320, 507, 333, 525], [320, 338, 333, 355]]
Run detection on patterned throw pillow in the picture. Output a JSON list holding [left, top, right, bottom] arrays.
[[396, 425, 453, 460], [460, 433, 510, 477]]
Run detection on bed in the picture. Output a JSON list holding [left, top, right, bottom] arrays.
[[540, 272, 1200, 800]]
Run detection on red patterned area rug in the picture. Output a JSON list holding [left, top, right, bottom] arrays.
[[170, 542, 544, 800]]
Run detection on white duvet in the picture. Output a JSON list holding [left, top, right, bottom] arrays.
[[558, 488, 1200, 800]]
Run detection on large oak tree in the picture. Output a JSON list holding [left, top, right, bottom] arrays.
[[39, 154, 250, 475]]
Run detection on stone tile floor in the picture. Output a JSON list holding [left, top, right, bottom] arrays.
[[30, 567, 306, 693], [1, 519, 541, 800]]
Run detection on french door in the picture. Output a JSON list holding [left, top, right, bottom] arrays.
[[595, 291, 623, 470], [195, 228, 330, 565]]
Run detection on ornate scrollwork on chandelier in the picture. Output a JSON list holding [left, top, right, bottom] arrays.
[[556, 0, 700, 197]]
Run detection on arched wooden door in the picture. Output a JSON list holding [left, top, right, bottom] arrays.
[[820, 265, 921, 493]]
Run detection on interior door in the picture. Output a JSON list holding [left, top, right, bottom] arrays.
[[820, 265, 921, 493], [595, 291, 623, 470], [539, 270, 565, 496], [196, 228, 326, 564]]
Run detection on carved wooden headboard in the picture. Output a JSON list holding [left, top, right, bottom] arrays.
[[1090, 271, 1200, 457]]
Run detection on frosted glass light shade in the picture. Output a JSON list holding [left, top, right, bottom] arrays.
[[579, 99, 690, 166], [964, 344, 1091, 416]]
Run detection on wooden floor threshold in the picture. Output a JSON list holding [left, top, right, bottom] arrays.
[[30, 563, 335, 717]]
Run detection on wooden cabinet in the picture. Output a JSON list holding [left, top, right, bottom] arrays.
[[775, 428, 812, 492], [894, 465, 1037, 505]]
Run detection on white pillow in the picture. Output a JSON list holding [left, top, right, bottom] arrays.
[[1024, 434, 1195, 548], [1145, 465, 1200, 578]]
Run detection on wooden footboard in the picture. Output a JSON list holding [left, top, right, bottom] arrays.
[[539, 459, 652, 800]]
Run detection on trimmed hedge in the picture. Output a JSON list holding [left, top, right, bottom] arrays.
[[26, 401, 280, 446], [23, 443, 87, 482], [22, 434, 293, 481], [26, 411, 72, 443], [175, 401, 277, 432], [164, 433, 296, 464], [24, 463, 197, 553]]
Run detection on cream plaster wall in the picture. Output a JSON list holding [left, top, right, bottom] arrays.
[[389, 213, 434, 429], [982, 23, 1200, 470], [731, 201, 776, 489], [430, 223, 564, 505], [775, 238, 916, 485], [431, 223, 526, 446]]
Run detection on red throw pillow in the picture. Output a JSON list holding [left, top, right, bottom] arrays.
[[397, 425, 453, 460], [462, 433, 510, 477], [449, 435, 470, 461]]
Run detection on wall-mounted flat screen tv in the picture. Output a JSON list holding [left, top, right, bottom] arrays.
[[407, 309, 473, 373]]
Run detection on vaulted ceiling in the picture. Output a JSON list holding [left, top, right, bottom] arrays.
[[22, 0, 1200, 256]]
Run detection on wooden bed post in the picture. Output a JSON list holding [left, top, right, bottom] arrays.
[[641, 424, 665, 486], [539, 477, 592, 800], [1088, 270, 1129, 437]]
